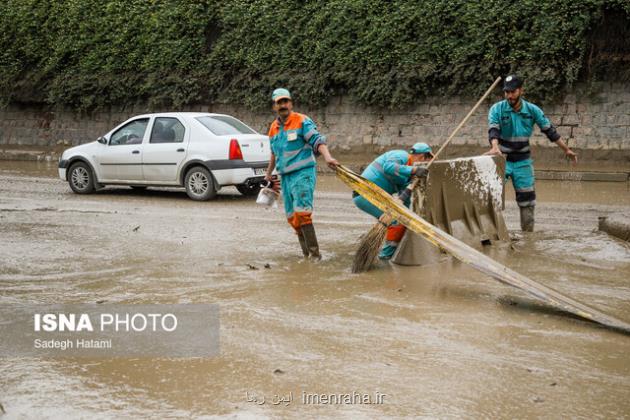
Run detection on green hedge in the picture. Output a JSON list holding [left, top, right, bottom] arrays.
[[1, 0, 628, 111]]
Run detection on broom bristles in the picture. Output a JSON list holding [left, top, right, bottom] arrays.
[[352, 219, 389, 273]]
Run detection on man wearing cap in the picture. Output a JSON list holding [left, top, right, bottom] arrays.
[[353, 143, 432, 259], [486, 75, 577, 232], [264, 88, 339, 259]]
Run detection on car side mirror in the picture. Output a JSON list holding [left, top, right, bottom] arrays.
[[97, 136, 107, 144]]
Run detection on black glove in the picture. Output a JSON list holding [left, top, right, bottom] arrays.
[[413, 166, 428, 178], [397, 188, 412, 203]]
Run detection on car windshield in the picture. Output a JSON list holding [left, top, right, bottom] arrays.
[[196, 115, 256, 135]]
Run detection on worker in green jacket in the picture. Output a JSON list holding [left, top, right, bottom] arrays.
[[486, 75, 577, 231]]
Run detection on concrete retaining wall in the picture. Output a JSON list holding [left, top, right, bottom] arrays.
[[1, 82, 630, 157]]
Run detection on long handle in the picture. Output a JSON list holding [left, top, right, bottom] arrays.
[[405, 75, 502, 193], [426, 76, 502, 169]]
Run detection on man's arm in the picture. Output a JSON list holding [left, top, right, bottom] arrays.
[[554, 139, 578, 163], [382, 157, 415, 181], [265, 121, 278, 181], [317, 144, 339, 169], [485, 104, 502, 155], [484, 138, 501, 156], [303, 118, 338, 169], [382, 157, 415, 203], [264, 153, 276, 181], [533, 106, 578, 164]]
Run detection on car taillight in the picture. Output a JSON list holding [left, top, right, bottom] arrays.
[[229, 139, 243, 160]]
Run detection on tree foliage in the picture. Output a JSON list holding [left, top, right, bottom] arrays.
[[0, 0, 627, 110]]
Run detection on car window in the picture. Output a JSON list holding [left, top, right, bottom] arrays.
[[195, 115, 256, 135], [150, 117, 185, 143], [110, 119, 149, 146]]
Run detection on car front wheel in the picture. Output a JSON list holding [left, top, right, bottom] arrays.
[[184, 166, 217, 201], [68, 162, 95, 194]]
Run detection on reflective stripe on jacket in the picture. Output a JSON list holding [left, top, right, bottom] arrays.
[[488, 99, 556, 162], [361, 150, 414, 194], [268, 112, 326, 175]]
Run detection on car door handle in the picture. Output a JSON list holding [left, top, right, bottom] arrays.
[[132, 150, 140, 154], [176, 148, 185, 152]]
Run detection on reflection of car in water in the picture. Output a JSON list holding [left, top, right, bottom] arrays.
[[58, 112, 270, 200]]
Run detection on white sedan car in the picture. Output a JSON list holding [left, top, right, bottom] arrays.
[[58, 112, 270, 200]]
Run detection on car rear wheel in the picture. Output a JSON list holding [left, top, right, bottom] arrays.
[[68, 162, 95, 194], [236, 183, 261, 197], [185, 166, 217, 201]]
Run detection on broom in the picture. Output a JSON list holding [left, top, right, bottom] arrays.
[[351, 76, 502, 273], [351, 213, 392, 272], [337, 163, 630, 335]]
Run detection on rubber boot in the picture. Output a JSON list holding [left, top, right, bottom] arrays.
[[300, 224, 321, 260], [297, 232, 310, 257], [520, 206, 535, 232]]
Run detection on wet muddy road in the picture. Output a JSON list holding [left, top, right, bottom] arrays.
[[1, 161, 630, 418]]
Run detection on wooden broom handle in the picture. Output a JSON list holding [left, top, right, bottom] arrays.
[[407, 75, 502, 191], [426, 76, 502, 169]]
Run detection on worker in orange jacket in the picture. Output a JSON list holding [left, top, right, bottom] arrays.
[[264, 88, 338, 259]]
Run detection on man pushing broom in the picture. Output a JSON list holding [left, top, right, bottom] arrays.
[[352, 143, 432, 260]]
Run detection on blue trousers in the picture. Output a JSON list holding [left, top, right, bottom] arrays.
[[281, 166, 317, 231], [505, 159, 535, 207]]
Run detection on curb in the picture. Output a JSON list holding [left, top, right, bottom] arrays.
[[0, 149, 60, 162], [536, 170, 629, 182]]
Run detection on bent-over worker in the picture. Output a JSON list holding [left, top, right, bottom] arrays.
[[353, 142, 432, 259]]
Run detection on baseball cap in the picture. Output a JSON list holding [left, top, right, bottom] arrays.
[[410, 142, 433, 156], [503, 75, 523, 91], [271, 88, 292, 103]]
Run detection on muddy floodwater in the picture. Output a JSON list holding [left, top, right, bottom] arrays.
[[1, 161, 629, 418]]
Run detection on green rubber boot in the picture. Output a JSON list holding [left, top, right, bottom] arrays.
[[300, 224, 321, 260], [297, 232, 310, 257], [520, 206, 535, 232]]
